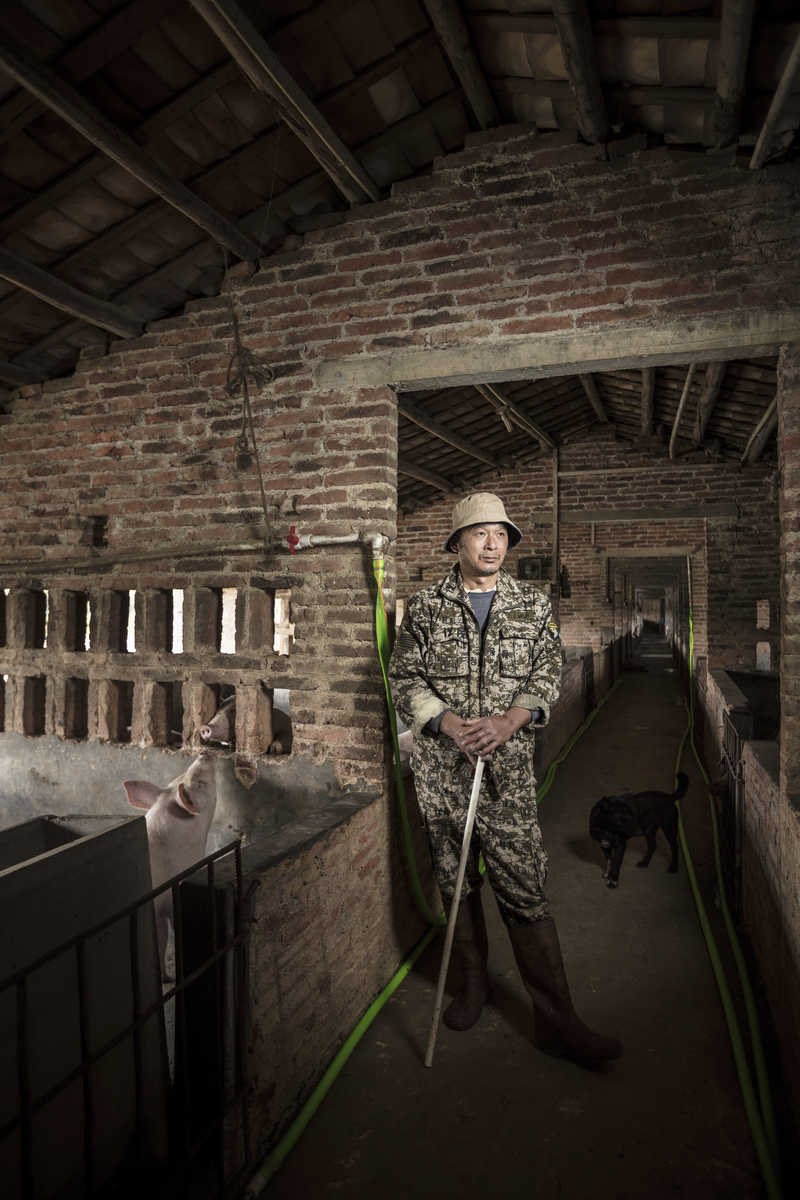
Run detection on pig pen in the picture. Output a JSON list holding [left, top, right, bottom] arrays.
[[0, 730, 383, 1194]]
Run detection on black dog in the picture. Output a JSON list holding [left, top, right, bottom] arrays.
[[589, 773, 689, 888]]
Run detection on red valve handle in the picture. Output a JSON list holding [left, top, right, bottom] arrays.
[[286, 525, 300, 554]]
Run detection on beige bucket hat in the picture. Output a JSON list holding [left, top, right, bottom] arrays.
[[444, 492, 523, 552]]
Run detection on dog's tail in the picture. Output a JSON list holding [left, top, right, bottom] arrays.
[[673, 771, 690, 800]]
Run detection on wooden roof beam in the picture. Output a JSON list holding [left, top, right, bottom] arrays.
[[422, 0, 499, 129], [188, 0, 380, 205], [710, 0, 756, 149], [750, 28, 800, 168], [475, 382, 555, 450], [578, 372, 608, 421], [0, 246, 142, 339], [0, 0, 184, 145], [741, 397, 778, 464], [0, 27, 439, 251], [0, 35, 261, 263], [693, 361, 726, 443], [496, 77, 800, 117], [399, 397, 510, 468], [668, 362, 698, 459], [641, 367, 655, 435], [473, 13, 800, 41], [551, 0, 610, 143], [398, 457, 457, 492]]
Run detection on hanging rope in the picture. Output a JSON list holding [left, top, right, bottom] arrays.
[[224, 301, 274, 554]]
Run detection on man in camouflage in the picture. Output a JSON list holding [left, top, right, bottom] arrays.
[[389, 493, 622, 1067]]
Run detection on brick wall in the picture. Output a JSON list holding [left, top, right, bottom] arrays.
[[741, 743, 800, 1132], [245, 788, 431, 1167], [0, 363, 398, 789], [778, 346, 800, 803]]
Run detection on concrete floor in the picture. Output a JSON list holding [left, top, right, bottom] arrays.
[[262, 634, 776, 1199]]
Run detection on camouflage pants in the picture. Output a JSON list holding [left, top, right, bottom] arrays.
[[412, 738, 550, 927]]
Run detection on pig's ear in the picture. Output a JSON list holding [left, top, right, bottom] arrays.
[[176, 782, 199, 815], [124, 780, 161, 810]]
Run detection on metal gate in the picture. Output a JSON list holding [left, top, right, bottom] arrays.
[[719, 709, 749, 916], [1, 840, 254, 1200]]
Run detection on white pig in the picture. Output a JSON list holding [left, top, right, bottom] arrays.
[[198, 694, 235, 745], [199, 692, 292, 754], [124, 751, 218, 979]]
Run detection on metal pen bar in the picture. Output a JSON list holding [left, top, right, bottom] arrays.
[[0, 840, 243, 995], [129, 910, 145, 1163], [75, 939, 94, 1197], [424, 756, 485, 1069], [209, 859, 227, 1199], [17, 977, 34, 1200], [235, 848, 253, 1167], [173, 879, 192, 1197], [0, 925, 259, 1150]]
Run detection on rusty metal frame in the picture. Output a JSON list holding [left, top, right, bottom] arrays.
[[1, 839, 253, 1199]]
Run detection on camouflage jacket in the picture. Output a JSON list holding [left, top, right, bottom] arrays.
[[389, 565, 562, 745]]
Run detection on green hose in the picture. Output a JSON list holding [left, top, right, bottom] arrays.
[[242, 926, 438, 1197], [373, 556, 445, 928], [675, 600, 783, 1197]]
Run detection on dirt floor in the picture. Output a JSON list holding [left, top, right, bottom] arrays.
[[260, 632, 782, 1199]]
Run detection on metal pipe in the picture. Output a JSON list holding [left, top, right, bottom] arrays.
[[291, 531, 390, 556]]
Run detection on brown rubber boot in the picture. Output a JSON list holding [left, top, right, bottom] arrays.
[[508, 918, 622, 1066], [442, 889, 490, 1031]]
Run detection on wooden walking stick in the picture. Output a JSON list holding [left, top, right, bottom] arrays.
[[424, 755, 486, 1068]]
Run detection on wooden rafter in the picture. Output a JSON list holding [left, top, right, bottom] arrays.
[[0, 247, 142, 339], [475, 383, 555, 450], [0, 35, 262, 263], [693, 362, 726, 444], [496, 77, 800, 117], [551, 0, 609, 144], [5, 96, 469, 376], [398, 457, 457, 492], [422, 0, 499, 130], [750, 29, 800, 169], [0, 0, 184, 145], [578, 373, 608, 422], [641, 368, 655, 435], [741, 397, 778, 464], [0, 26, 438, 253], [710, 0, 756, 149], [471, 13, 800, 41], [188, 0, 380, 205], [668, 362, 698, 459], [399, 398, 509, 468]]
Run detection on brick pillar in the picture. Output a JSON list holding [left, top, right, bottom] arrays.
[[778, 344, 800, 807], [236, 586, 273, 654]]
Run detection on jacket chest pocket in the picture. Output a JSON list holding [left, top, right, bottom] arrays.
[[499, 625, 535, 678], [427, 630, 469, 678]]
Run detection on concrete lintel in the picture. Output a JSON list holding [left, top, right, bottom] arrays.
[[596, 546, 701, 558], [315, 310, 800, 391], [528, 503, 735, 524]]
